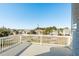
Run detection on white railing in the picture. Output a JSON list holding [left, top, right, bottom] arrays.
[[0, 35, 23, 53], [0, 34, 71, 53], [22, 34, 71, 46]]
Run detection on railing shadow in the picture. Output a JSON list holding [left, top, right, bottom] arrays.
[[16, 42, 32, 56], [36, 46, 73, 56]]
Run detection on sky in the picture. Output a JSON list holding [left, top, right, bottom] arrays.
[[0, 3, 71, 29]]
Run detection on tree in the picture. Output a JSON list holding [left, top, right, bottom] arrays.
[[52, 26, 57, 30], [0, 28, 11, 37], [35, 26, 57, 34], [27, 30, 36, 34], [43, 27, 53, 34]]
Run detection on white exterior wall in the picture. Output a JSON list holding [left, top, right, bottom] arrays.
[[72, 4, 79, 55]]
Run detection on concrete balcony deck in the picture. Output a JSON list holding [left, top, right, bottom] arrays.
[[0, 42, 32, 56], [20, 44, 73, 56]]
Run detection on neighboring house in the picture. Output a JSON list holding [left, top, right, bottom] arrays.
[[18, 29, 31, 34], [50, 30, 58, 36], [35, 29, 45, 35], [63, 28, 71, 36], [10, 29, 30, 35], [24, 30, 31, 34], [20, 30, 26, 34]]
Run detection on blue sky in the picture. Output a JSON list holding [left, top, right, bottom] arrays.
[[0, 3, 71, 29]]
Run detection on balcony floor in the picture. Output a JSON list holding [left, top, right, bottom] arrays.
[[20, 44, 73, 56]]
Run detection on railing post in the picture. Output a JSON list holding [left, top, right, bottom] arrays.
[[20, 35, 22, 43], [40, 35, 42, 45], [66, 36, 71, 46], [1, 39, 3, 52], [0, 39, 1, 52]]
